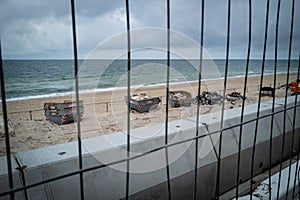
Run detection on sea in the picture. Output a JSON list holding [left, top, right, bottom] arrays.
[[2, 59, 299, 101]]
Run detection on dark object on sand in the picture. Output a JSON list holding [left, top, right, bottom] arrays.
[[260, 87, 275, 97], [44, 100, 84, 125], [273, 79, 300, 96], [125, 93, 161, 113], [226, 92, 245, 101], [197, 91, 223, 105], [169, 90, 193, 107]]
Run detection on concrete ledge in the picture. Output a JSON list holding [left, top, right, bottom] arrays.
[[237, 160, 300, 200], [0, 156, 26, 199], [0, 96, 299, 199]]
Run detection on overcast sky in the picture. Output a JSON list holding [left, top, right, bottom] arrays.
[[0, 0, 299, 59]]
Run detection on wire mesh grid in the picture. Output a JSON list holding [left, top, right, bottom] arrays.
[[0, 0, 299, 199]]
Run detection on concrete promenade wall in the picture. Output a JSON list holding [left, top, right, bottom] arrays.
[[0, 96, 299, 199]]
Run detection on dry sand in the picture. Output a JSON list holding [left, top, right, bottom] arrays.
[[0, 73, 297, 155]]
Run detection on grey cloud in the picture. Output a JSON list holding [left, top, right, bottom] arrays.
[[199, 0, 300, 59], [0, 0, 121, 23], [0, 0, 299, 59], [0, 0, 125, 59]]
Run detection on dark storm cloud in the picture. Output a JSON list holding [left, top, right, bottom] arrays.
[[0, 0, 121, 22], [0, 0, 299, 59], [0, 0, 125, 58]]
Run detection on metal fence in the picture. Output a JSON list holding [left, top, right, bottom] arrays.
[[0, 0, 299, 199]]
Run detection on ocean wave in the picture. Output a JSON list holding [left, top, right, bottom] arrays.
[[2, 59, 298, 102]]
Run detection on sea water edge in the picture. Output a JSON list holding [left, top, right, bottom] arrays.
[[2, 59, 298, 102]]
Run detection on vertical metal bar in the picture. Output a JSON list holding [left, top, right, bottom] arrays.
[[277, 0, 295, 198], [291, 54, 300, 198], [165, 0, 172, 199], [269, 1, 281, 199], [70, 1, 84, 199], [215, 0, 231, 198], [0, 38, 14, 200], [235, 0, 252, 197], [125, 0, 131, 199], [250, 1, 270, 198], [193, 0, 204, 199]]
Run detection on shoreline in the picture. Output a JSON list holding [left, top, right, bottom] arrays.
[[2, 72, 297, 107], [4, 71, 298, 103], [0, 73, 298, 155]]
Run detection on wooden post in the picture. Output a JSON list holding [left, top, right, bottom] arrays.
[[29, 110, 32, 120], [106, 102, 109, 112]]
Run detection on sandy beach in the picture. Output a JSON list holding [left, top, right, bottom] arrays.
[[0, 73, 298, 156]]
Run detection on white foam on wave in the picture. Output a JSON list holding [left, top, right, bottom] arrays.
[[4, 72, 296, 102]]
